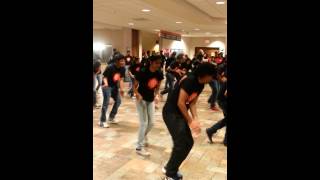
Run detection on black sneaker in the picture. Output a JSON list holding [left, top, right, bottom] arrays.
[[206, 128, 213, 144], [164, 174, 183, 180], [162, 166, 183, 179]]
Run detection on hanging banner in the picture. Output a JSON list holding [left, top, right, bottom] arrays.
[[159, 30, 181, 41]]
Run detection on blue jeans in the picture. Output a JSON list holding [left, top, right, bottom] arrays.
[[136, 100, 155, 149], [95, 74, 102, 91], [124, 65, 131, 82], [208, 80, 219, 107], [207, 101, 227, 144], [93, 74, 97, 106], [100, 86, 122, 122], [128, 77, 135, 97], [161, 73, 175, 95]]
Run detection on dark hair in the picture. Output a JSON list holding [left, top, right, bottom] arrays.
[[149, 55, 162, 62], [193, 62, 217, 78], [176, 53, 184, 60], [113, 53, 125, 62]]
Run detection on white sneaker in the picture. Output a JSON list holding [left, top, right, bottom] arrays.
[[99, 122, 109, 128], [136, 148, 151, 156]]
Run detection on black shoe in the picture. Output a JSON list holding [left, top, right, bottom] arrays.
[[206, 128, 213, 144], [164, 174, 183, 180], [162, 166, 183, 179]]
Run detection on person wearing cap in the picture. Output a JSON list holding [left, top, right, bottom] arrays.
[[99, 53, 126, 128]]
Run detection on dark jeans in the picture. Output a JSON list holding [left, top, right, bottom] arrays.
[[207, 101, 227, 144], [162, 105, 194, 177], [208, 80, 219, 107], [161, 73, 175, 95], [93, 74, 97, 106], [93, 91, 96, 107], [100, 86, 121, 122]]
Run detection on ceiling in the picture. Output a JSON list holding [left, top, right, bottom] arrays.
[[93, 0, 227, 37]]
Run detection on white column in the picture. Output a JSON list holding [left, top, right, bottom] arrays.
[[122, 27, 132, 54], [138, 31, 142, 59]]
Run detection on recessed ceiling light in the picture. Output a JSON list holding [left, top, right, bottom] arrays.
[[176, 21, 183, 24], [154, 29, 160, 32], [142, 9, 150, 12], [128, 22, 134, 26], [194, 28, 200, 31], [216, 1, 225, 5]]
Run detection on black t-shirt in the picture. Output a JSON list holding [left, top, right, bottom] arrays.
[[165, 57, 175, 71], [102, 64, 125, 88], [141, 57, 149, 67], [169, 60, 185, 80], [124, 55, 133, 66], [181, 62, 192, 72], [135, 66, 164, 102], [129, 63, 142, 76], [160, 55, 166, 68], [165, 74, 204, 115]]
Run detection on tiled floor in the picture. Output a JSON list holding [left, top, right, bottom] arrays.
[[93, 77, 227, 180]]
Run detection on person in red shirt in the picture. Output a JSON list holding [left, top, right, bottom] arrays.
[[214, 52, 224, 64]]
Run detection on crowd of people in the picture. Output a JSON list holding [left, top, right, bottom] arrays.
[[93, 48, 227, 180]]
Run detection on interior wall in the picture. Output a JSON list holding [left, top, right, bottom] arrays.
[[93, 28, 133, 55], [161, 36, 226, 58], [188, 37, 226, 57], [93, 29, 123, 53], [140, 31, 159, 53]]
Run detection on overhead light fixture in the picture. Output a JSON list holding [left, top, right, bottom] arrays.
[[216, 1, 225, 5], [194, 28, 200, 31], [93, 43, 106, 51], [142, 9, 151, 12], [128, 22, 134, 26], [154, 29, 160, 32], [176, 21, 183, 24]]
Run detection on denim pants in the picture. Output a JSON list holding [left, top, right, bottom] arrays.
[[100, 86, 122, 122], [136, 99, 155, 149], [162, 104, 194, 177], [207, 101, 227, 144], [128, 77, 135, 97], [93, 74, 97, 106], [161, 73, 175, 95], [208, 80, 219, 107], [95, 74, 102, 91]]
